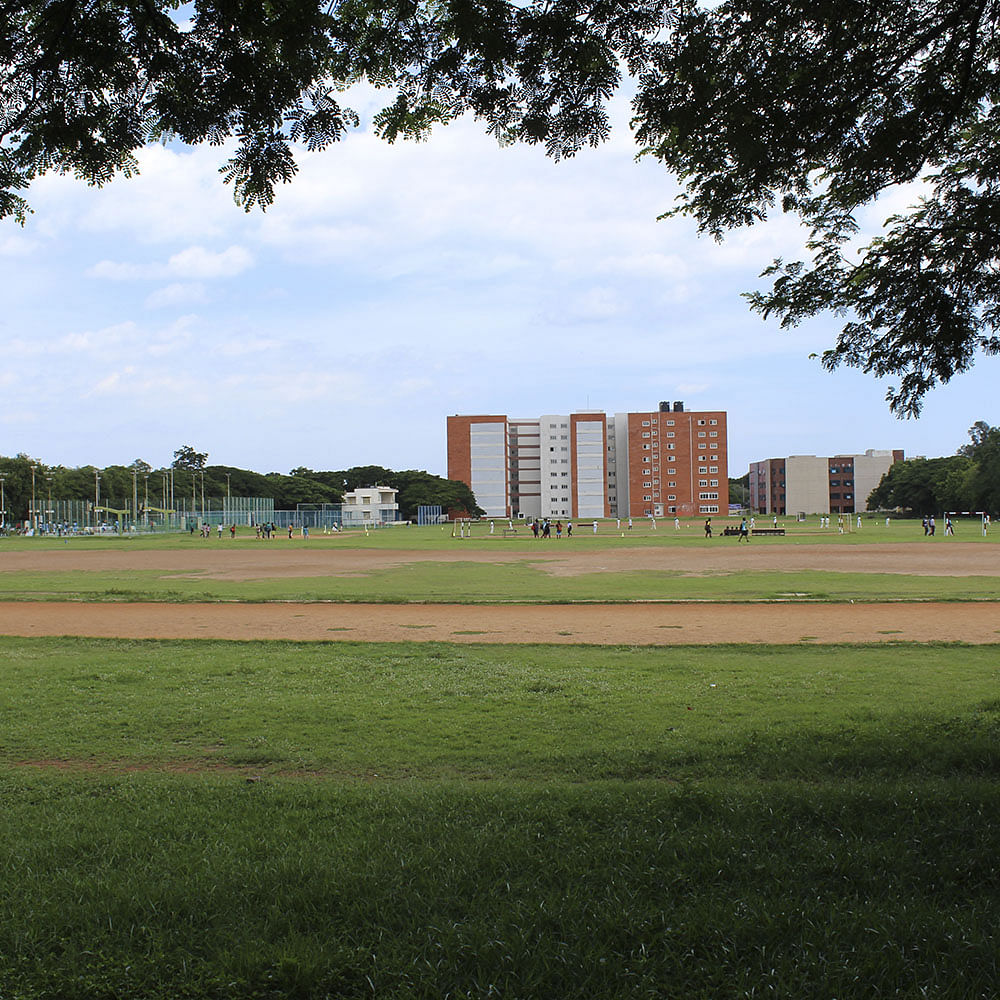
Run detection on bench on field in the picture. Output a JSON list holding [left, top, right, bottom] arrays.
[[503, 528, 518, 537], [752, 528, 785, 536]]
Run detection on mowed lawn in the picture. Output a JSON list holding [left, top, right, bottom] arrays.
[[2, 637, 999, 999], [1, 519, 998, 603]]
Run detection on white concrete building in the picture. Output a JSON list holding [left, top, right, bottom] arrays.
[[341, 486, 399, 525]]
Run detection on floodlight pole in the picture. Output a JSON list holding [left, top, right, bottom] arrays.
[[30, 464, 37, 535], [94, 470, 100, 530], [0, 473, 6, 531], [46, 475, 53, 532]]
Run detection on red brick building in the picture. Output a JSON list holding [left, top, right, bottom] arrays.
[[448, 402, 729, 519]]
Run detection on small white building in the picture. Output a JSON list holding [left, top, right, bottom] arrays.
[[341, 486, 399, 526]]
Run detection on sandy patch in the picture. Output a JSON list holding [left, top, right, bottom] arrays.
[[1, 600, 998, 645]]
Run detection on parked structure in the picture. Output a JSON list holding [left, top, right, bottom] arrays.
[[749, 450, 904, 515], [447, 402, 729, 519]]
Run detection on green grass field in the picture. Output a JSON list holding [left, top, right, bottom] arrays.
[[1, 518, 998, 604], [2, 525, 998, 997], [1, 514, 994, 551], [3, 563, 999, 603], [2, 637, 999, 998]]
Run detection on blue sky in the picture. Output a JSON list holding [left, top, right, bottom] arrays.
[[2, 86, 996, 478]]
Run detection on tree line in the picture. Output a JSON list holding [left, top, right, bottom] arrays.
[[0, 446, 482, 525], [868, 423, 1000, 515]]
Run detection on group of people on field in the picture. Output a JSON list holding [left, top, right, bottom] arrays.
[[529, 518, 572, 539]]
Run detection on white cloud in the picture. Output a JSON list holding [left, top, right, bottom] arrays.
[[0, 234, 38, 256], [89, 245, 253, 283], [145, 283, 208, 309], [215, 336, 282, 357], [57, 321, 138, 353], [167, 244, 253, 278], [88, 260, 151, 280]]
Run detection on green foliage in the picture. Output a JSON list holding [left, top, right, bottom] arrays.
[[728, 472, 749, 506], [6, 2, 1000, 409], [0, 451, 479, 518], [637, 1, 1000, 414], [172, 445, 208, 470], [868, 421, 1000, 513]]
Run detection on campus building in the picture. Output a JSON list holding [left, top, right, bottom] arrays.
[[748, 449, 904, 515], [447, 402, 729, 519]]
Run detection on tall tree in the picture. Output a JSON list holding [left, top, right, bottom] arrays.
[[4, 1, 999, 410], [172, 446, 208, 471]]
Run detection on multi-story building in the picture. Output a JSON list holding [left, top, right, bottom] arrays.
[[447, 402, 729, 519], [749, 449, 904, 515]]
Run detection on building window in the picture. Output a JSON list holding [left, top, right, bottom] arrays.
[[700, 504, 719, 513], [667, 443, 675, 450], [699, 466, 708, 474], [698, 431, 706, 437], [699, 492, 719, 500], [710, 431, 718, 437], [643, 495, 652, 501], [709, 466, 718, 473], [667, 494, 676, 501], [668, 481, 676, 487], [666, 420, 675, 426], [710, 419, 718, 425], [643, 444, 650, 450], [698, 443, 706, 449], [642, 421, 650, 427], [698, 419, 706, 425], [642, 432, 650, 438], [710, 480, 718, 487]]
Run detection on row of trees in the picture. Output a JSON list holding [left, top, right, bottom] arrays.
[[0, 447, 481, 525], [868, 423, 1000, 515]]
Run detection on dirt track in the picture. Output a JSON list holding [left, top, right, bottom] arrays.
[[2, 600, 998, 645], [2, 540, 997, 645]]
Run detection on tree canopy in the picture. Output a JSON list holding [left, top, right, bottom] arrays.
[[0, 451, 479, 523], [4, 1, 999, 411], [867, 422, 1000, 514]]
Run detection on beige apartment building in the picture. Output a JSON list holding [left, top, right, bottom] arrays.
[[749, 449, 904, 515]]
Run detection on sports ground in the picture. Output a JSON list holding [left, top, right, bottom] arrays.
[[1, 520, 998, 998], [1, 525, 997, 642]]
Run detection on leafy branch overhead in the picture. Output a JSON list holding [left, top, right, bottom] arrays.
[[3, 1, 999, 411]]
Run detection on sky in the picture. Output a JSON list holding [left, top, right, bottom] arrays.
[[2, 85, 996, 479]]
